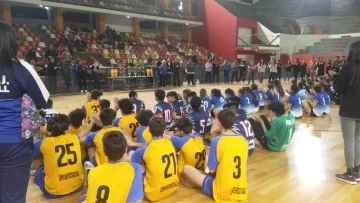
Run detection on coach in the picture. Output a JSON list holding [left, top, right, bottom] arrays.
[[0, 21, 49, 202]]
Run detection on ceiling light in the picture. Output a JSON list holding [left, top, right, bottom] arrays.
[[186, 23, 189, 26], [39, 5, 43, 7], [127, 16, 130, 18], [45, 6, 49, 9]]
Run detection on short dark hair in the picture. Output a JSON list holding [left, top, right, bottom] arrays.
[[190, 96, 202, 112], [223, 102, 238, 114], [155, 89, 165, 101], [225, 88, 235, 96], [45, 99, 53, 109], [268, 101, 286, 116], [211, 88, 221, 97], [187, 91, 197, 99], [136, 110, 154, 126], [148, 117, 166, 138], [100, 108, 117, 126], [227, 96, 240, 106], [175, 117, 193, 134], [313, 84, 322, 93], [118, 98, 133, 115], [251, 84, 258, 90], [47, 114, 70, 136], [298, 82, 305, 89], [166, 91, 178, 100], [129, 90, 137, 98], [290, 85, 299, 95], [68, 109, 86, 128], [99, 99, 111, 110], [103, 131, 127, 161], [217, 109, 236, 130], [91, 89, 103, 100]]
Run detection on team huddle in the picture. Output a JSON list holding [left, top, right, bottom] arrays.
[[32, 73, 337, 202]]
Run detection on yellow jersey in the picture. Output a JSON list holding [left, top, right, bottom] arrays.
[[84, 162, 144, 203], [170, 134, 206, 179], [85, 127, 122, 166], [131, 138, 179, 201], [68, 125, 87, 163], [135, 126, 152, 143], [38, 134, 84, 195], [84, 100, 100, 121], [208, 134, 248, 202], [114, 114, 139, 142]]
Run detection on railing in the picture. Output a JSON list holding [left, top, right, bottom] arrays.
[[236, 34, 280, 46]]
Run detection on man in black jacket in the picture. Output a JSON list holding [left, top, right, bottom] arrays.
[[166, 58, 173, 87], [173, 59, 181, 86], [58, 58, 72, 93]]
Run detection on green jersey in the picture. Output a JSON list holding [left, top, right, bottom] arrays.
[[265, 112, 295, 151]]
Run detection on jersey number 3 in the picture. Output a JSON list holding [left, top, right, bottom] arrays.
[[233, 156, 241, 179]]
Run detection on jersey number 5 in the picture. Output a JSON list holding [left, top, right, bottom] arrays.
[[55, 143, 77, 167], [162, 153, 177, 178]]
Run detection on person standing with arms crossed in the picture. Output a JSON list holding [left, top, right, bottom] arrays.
[[257, 59, 266, 84], [212, 56, 220, 84], [222, 58, 231, 84]]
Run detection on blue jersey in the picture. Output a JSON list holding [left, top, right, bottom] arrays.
[[246, 93, 258, 113], [154, 101, 173, 128], [266, 90, 280, 102], [201, 97, 211, 112], [210, 96, 226, 110], [0, 60, 49, 143], [253, 89, 265, 107], [231, 109, 254, 156], [181, 99, 192, 115], [187, 110, 210, 134], [288, 94, 303, 118], [239, 94, 251, 113], [313, 93, 326, 116], [131, 98, 145, 114], [297, 89, 308, 100], [170, 101, 186, 117], [322, 91, 331, 114]]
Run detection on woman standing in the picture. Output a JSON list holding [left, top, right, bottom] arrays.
[[222, 58, 231, 84], [268, 58, 277, 83], [293, 58, 301, 81], [0, 21, 49, 202], [75, 59, 87, 92], [317, 57, 325, 76], [205, 59, 212, 84], [238, 60, 247, 84], [257, 59, 266, 84], [331, 41, 360, 185], [159, 60, 167, 87], [212, 56, 220, 83], [230, 59, 239, 84], [186, 55, 197, 85], [326, 59, 332, 75], [300, 60, 307, 81], [89, 59, 101, 90], [248, 60, 257, 85], [284, 60, 292, 83]]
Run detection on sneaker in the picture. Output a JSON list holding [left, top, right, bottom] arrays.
[[203, 138, 211, 148], [355, 172, 360, 182], [335, 172, 357, 185], [85, 90, 88, 93], [81, 90, 84, 93], [83, 161, 94, 187]]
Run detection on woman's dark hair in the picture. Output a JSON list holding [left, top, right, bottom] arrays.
[[251, 84, 258, 90], [47, 114, 71, 137], [68, 109, 86, 128], [211, 88, 221, 97], [0, 21, 19, 78], [199, 88, 208, 98], [347, 41, 360, 86], [238, 87, 246, 95], [268, 83, 275, 90], [290, 85, 299, 95], [313, 84, 322, 93], [245, 87, 259, 107], [274, 80, 285, 97], [191, 55, 198, 64], [225, 88, 235, 97]]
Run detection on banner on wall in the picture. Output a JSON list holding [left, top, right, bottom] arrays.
[[236, 46, 259, 51]]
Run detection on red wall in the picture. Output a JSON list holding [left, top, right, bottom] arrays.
[[193, 0, 237, 61], [237, 18, 258, 44], [192, 0, 208, 47]]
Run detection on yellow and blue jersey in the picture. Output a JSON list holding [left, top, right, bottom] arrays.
[[131, 98, 145, 114], [136, 126, 152, 144], [170, 134, 206, 178], [83, 100, 100, 121], [33, 134, 84, 196], [208, 134, 248, 202], [81, 162, 143, 203], [288, 94, 303, 118], [69, 125, 87, 163], [85, 127, 122, 166], [114, 114, 139, 142], [131, 138, 179, 201]]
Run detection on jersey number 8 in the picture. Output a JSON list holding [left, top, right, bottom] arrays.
[[96, 185, 110, 203]]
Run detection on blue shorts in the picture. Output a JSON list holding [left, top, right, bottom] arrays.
[[77, 195, 86, 203], [35, 165, 83, 199], [202, 176, 214, 198]]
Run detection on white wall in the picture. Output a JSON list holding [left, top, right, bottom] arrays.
[[104, 15, 132, 33], [329, 33, 360, 38], [279, 34, 329, 54], [257, 22, 280, 45], [237, 27, 252, 46]]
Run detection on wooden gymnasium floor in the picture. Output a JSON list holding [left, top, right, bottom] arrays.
[[26, 82, 360, 203]]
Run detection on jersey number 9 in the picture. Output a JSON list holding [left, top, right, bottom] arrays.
[[55, 143, 77, 167]]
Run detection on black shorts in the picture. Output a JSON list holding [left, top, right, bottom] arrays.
[[310, 108, 319, 117]]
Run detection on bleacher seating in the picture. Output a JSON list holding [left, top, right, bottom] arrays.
[[299, 36, 360, 55], [14, 24, 47, 59]]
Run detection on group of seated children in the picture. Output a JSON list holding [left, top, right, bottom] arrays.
[[32, 75, 337, 202]]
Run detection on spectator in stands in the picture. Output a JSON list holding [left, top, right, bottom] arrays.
[[277, 60, 283, 81], [75, 59, 87, 93], [47, 56, 59, 94], [341, 56, 347, 68], [166, 58, 173, 86], [317, 57, 325, 76], [61, 46, 72, 63], [57, 44, 65, 56], [268, 58, 277, 83], [300, 60, 307, 81], [284, 60, 292, 83], [222, 58, 231, 84], [173, 59, 181, 86], [326, 60, 332, 75], [293, 58, 301, 81], [26, 48, 36, 61], [80, 38, 87, 51], [45, 44, 58, 60], [257, 59, 266, 84], [89, 59, 101, 90], [186, 55, 197, 86], [58, 58, 72, 93], [74, 37, 81, 51], [159, 60, 167, 87], [212, 56, 220, 83], [309, 56, 317, 80], [230, 59, 239, 84], [238, 60, 246, 84], [248, 60, 257, 85], [205, 59, 212, 84]]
